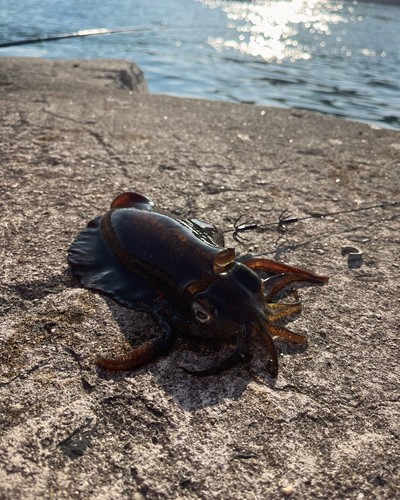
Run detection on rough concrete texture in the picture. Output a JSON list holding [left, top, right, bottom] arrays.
[[0, 57, 149, 94], [0, 57, 399, 500]]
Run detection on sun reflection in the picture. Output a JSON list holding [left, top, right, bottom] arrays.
[[198, 0, 352, 62]]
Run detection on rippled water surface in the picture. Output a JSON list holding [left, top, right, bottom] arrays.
[[1, 0, 399, 129]]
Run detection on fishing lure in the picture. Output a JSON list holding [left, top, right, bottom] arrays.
[[68, 192, 328, 377], [231, 201, 400, 241]]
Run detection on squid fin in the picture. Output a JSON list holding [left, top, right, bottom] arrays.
[[111, 192, 155, 210]]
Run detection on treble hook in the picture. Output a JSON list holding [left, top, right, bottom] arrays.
[[229, 211, 299, 242], [277, 209, 298, 235], [224, 200, 400, 243], [231, 214, 259, 243]]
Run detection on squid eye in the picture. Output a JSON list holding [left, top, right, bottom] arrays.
[[191, 302, 213, 325], [196, 310, 208, 322]]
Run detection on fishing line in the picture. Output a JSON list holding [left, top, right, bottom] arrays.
[[227, 201, 400, 242]]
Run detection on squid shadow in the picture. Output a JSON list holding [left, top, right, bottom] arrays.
[[94, 282, 316, 411]]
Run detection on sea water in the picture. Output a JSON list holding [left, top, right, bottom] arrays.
[[0, 0, 399, 130]]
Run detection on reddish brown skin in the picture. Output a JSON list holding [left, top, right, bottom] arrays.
[[68, 192, 329, 377]]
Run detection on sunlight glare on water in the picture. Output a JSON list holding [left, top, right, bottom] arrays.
[[193, 0, 400, 129], [202, 0, 352, 62]]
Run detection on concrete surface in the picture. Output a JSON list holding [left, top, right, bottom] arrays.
[[0, 56, 399, 500]]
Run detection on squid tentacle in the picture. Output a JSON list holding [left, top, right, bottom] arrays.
[[266, 302, 302, 322], [96, 306, 176, 371], [253, 321, 279, 377], [267, 288, 301, 306], [243, 257, 329, 283], [263, 320, 308, 344], [262, 272, 326, 302], [262, 274, 305, 302]]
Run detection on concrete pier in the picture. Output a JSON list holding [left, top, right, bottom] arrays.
[[1, 57, 399, 500]]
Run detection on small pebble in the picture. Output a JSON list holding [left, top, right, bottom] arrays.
[[341, 245, 359, 254], [348, 252, 363, 262], [282, 484, 294, 495], [341, 245, 363, 262]]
